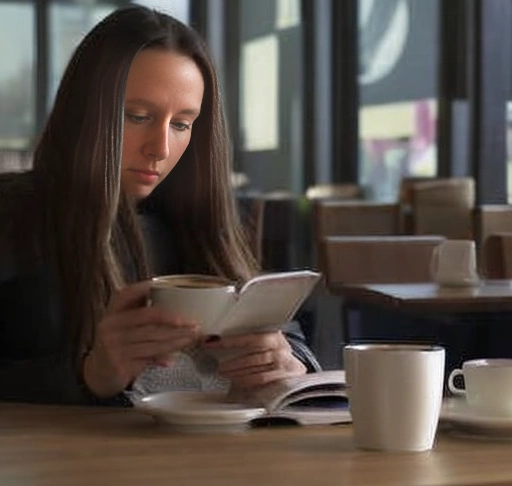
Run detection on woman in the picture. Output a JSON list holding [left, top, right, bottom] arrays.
[[0, 5, 319, 405]]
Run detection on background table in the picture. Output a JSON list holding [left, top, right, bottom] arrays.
[[1, 402, 512, 486], [329, 280, 512, 371], [331, 280, 512, 313]]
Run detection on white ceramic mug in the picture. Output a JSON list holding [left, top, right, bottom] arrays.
[[150, 274, 236, 335], [430, 239, 479, 287], [344, 343, 445, 452], [448, 359, 512, 416]]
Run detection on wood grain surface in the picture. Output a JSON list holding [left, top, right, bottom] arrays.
[[0, 402, 511, 486]]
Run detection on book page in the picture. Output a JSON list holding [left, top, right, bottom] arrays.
[[242, 370, 346, 412], [217, 270, 321, 336]]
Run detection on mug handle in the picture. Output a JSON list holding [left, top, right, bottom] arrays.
[[447, 368, 466, 396]]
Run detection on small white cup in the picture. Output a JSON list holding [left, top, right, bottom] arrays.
[[448, 359, 512, 416], [344, 343, 445, 452], [150, 274, 236, 335], [430, 239, 479, 287]]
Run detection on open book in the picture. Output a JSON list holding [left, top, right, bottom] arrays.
[[133, 370, 350, 429], [212, 270, 322, 336], [235, 370, 350, 426]]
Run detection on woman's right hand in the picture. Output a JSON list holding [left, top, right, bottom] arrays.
[[82, 281, 200, 398]]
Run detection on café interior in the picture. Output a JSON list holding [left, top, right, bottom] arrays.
[[3, 1, 512, 484]]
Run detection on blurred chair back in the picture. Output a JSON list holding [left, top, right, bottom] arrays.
[[312, 200, 403, 269], [481, 232, 512, 279], [398, 176, 435, 234], [410, 177, 475, 239], [473, 204, 512, 252], [306, 183, 364, 201], [260, 193, 301, 271], [399, 176, 435, 206], [236, 195, 265, 265], [320, 234, 445, 344], [321, 235, 445, 287], [313, 200, 402, 237], [313, 200, 402, 250], [0, 150, 33, 173]]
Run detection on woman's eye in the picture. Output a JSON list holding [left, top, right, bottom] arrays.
[[172, 122, 191, 132], [126, 114, 148, 124]]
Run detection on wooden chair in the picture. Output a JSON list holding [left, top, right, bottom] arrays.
[[0, 150, 33, 173], [481, 232, 512, 279], [321, 235, 446, 286], [409, 177, 475, 239], [312, 200, 403, 268], [320, 235, 446, 342], [398, 176, 435, 206], [313, 200, 402, 237], [236, 195, 265, 265], [398, 176, 435, 234], [473, 205, 512, 264], [259, 193, 300, 271]]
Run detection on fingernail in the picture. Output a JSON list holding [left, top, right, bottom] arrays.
[[204, 335, 221, 344]]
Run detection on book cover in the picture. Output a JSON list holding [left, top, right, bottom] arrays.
[[215, 270, 322, 336]]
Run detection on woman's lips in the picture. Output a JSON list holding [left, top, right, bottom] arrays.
[[130, 169, 159, 184]]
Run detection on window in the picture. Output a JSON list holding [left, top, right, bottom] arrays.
[[0, 0, 190, 152], [358, 0, 439, 201], [0, 2, 35, 149], [49, 3, 117, 104]]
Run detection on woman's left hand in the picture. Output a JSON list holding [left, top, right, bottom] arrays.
[[203, 331, 306, 389]]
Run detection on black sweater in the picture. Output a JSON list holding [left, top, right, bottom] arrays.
[[0, 176, 320, 406]]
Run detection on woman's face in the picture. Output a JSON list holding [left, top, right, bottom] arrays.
[[121, 48, 204, 200]]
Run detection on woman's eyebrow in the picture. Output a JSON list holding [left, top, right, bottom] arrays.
[[125, 98, 200, 116]]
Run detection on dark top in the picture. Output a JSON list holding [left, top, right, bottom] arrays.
[[0, 172, 320, 406]]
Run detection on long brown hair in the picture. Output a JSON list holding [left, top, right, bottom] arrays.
[[28, 5, 258, 357]]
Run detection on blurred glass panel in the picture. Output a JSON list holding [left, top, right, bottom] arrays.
[[49, 1, 190, 107], [506, 103, 512, 202], [358, 0, 439, 201], [133, 0, 190, 23], [0, 2, 34, 149], [276, 0, 300, 30], [49, 2, 116, 104], [237, 0, 303, 193], [241, 34, 279, 151]]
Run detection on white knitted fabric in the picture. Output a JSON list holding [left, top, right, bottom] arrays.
[[129, 347, 230, 402]]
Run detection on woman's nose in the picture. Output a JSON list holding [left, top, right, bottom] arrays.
[[143, 124, 170, 161]]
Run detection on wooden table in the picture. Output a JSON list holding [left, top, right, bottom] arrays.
[[326, 280, 512, 371], [1, 402, 512, 486], [330, 279, 512, 314]]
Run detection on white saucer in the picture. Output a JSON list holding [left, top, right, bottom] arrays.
[[133, 391, 266, 433], [440, 398, 512, 439]]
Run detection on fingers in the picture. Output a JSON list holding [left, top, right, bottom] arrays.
[[152, 353, 177, 367], [219, 350, 276, 374], [126, 335, 199, 360], [120, 322, 199, 346], [101, 306, 199, 333], [205, 331, 287, 352], [84, 284, 203, 397], [94, 314, 200, 367], [204, 330, 307, 389], [108, 281, 152, 312], [232, 369, 289, 389]]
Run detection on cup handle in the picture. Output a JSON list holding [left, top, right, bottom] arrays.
[[447, 368, 466, 396], [429, 246, 440, 282]]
